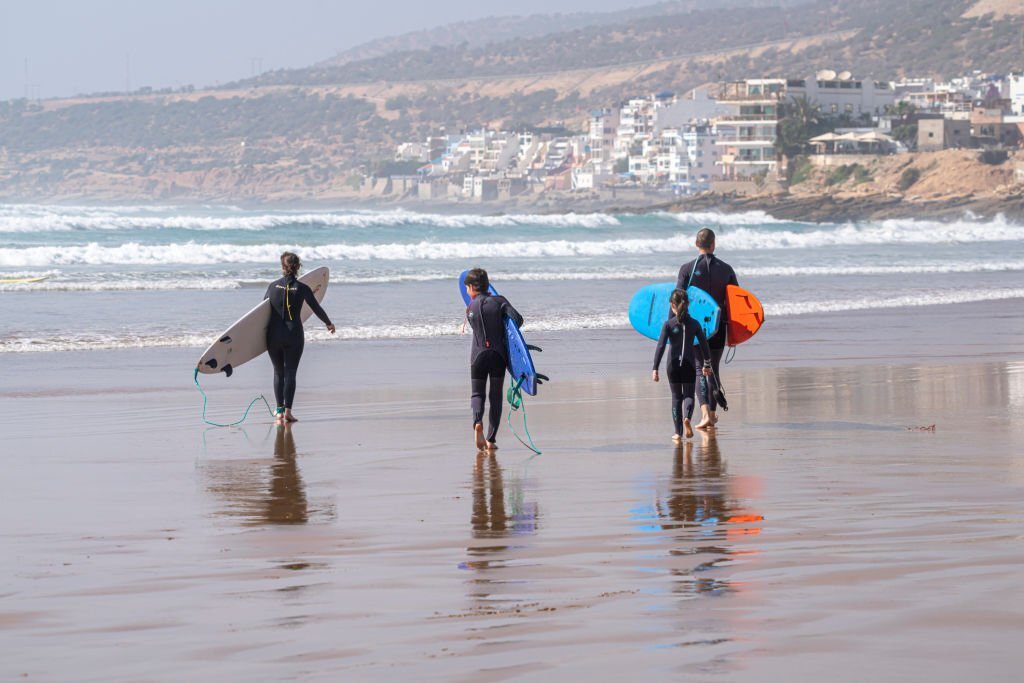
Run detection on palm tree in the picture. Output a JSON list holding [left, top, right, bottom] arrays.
[[775, 95, 821, 179]]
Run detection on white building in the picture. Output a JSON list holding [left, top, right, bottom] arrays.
[[683, 125, 718, 182], [587, 108, 620, 175], [1010, 73, 1024, 115], [787, 70, 896, 118]]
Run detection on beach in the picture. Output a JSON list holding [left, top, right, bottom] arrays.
[[3, 301, 1024, 681]]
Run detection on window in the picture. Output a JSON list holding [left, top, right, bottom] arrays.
[[831, 104, 838, 113]]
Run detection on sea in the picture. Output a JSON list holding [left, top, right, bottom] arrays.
[[2, 203, 1023, 354]]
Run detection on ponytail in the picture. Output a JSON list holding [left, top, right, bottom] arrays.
[[280, 252, 301, 278]]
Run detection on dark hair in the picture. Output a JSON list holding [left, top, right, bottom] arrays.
[[695, 227, 716, 250], [464, 267, 489, 293], [669, 288, 689, 317], [280, 252, 301, 278]]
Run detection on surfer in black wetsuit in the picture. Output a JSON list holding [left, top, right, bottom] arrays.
[[676, 228, 738, 430], [464, 267, 523, 452], [652, 288, 712, 441], [265, 252, 335, 423]]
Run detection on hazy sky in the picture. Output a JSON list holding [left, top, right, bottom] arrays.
[[0, 0, 658, 101]]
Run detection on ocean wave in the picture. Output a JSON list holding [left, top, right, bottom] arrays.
[[718, 215, 1024, 250], [0, 313, 630, 353], [0, 206, 621, 233], [767, 287, 1024, 316], [3, 257, 1021, 292], [663, 210, 794, 226], [0, 237, 697, 266]]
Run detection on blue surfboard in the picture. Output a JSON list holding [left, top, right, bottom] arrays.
[[628, 282, 721, 343], [459, 271, 542, 396]]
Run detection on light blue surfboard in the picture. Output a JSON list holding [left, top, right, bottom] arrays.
[[627, 282, 721, 343], [459, 271, 543, 396]]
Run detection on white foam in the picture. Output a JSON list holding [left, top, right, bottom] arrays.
[[0, 237, 697, 266], [664, 210, 793, 226], [0, 278, 243, 292], [718, 215, 1024, 250], [767, 288, 1024, 316], [0, 205, 621, 233]]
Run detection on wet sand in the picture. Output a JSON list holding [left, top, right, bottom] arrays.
[[2, 301, 1024, 681]]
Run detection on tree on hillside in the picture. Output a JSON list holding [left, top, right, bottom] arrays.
[[775, 95, 825, 179], [885, 101, 918, 150]]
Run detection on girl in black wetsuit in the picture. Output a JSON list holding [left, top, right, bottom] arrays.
[[652, 289, 712, 441], [265, 252, 335, 423]]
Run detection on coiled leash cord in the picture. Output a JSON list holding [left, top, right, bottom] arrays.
[[194, 368, 276, 427], [506, 376, 542, 455]]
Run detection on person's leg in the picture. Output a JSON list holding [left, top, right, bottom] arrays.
[[485, 368, 505, 447], [669, 382, 684, 441], [471, 357, 488, 450], [281, 334, 304, 421], [671, 360, 696, 438], [682, 382, 696, 437], [700, 347, 724, 413], [266, 333, 287, 419]]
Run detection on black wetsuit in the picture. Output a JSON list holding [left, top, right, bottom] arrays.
[[264, 275, 332, 410], [676, 253, 738, 411], [467, 293, 523, 443], [653, 313, 712, 436]]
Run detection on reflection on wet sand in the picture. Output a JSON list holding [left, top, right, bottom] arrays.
[[643, 432, 763, 597], [202, 423, 316, 526], [461, 453, 540, 607]]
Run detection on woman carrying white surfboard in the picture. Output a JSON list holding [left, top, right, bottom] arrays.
[[265, 252, 335, 423]]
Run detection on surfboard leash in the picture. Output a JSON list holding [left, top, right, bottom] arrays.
[[193, 368, 276, 427], [506, 376, 542, 455]]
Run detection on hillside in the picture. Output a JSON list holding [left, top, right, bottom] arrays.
[[1, 0, 1022, 205], [319, 0, 811, 67]]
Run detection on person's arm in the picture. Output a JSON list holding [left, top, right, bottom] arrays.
[[264, 282, 273, 300], [302, 284, 335, 331], [675, 261, 691, 291], [500, 298, 524, 328], [652, 321, 670, 378]]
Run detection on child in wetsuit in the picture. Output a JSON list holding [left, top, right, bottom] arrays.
[[652, 288, 712, 441], [464, 267, 524, 452], [265, 252, 335, 423]]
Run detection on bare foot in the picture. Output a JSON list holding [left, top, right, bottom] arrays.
[[683, 418, 694, 438], [695, 406, 712, 430], [486, 441, 498, 452], [672, 433, 682, 443], [283, 410, 298, 423], [474, 423, 486, 451], [710, 411, 719, 426]]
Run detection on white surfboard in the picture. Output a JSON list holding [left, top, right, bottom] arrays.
[[197, 267, 330, 377]]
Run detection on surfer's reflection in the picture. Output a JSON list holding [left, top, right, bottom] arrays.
[[203, 423, 310, 526], [266, 423, 308, 524], [461, 453, 539, 605], [654, 432, 762, 596]]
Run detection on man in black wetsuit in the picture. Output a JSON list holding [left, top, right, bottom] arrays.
[[675, 228, 738, 429], [265, 252, 335, 424], [464, 267, 524, 452]]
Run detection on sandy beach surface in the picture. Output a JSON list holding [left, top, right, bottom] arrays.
[[3, 301, 1024, 681]]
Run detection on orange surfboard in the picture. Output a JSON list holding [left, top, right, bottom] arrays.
[[726, 285, 764, 346]]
